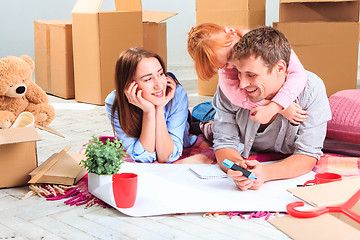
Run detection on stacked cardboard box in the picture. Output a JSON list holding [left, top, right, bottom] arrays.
[[72, 0, 177, 105], [196, 0, 266, 96], [274, 0, 360, 97], [34, 20, 74, 99], [142, 11, 177, 66]]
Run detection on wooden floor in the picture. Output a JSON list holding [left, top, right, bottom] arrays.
[[0, 76, 290, 239]]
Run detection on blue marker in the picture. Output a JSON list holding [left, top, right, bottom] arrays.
[[222, 159, 257, 180]]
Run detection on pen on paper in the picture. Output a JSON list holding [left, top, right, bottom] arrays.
[[222, 159, 257, 180]]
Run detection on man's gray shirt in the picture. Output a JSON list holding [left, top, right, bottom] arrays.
[[212, 71, 332, 160]]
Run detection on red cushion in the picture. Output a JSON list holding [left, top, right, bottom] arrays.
[[327, 89, 360, 144]]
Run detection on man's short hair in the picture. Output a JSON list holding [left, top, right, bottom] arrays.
[[233, 26, 291, 72]]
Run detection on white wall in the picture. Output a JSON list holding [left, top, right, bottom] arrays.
[[0, 0, 282, 73]]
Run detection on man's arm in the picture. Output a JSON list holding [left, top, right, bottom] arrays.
[[215, 148, 245, 172], [263, 154, 316, 182]]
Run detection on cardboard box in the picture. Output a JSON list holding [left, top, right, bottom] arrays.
[[275, 21, 359, 97], [29, 153, 86, 185], [279, 0, 359, 22], [275, 0, 360, 97], [196, 0, 265, 28], [196, 0, 266, 96], [142, 11, 178, 66], [72, 0, 177, 105], [270, 176, 360, 239], [0, 127, 40, 188], [34, 20, 75, 99]]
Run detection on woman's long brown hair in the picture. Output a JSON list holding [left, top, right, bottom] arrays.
[[110, 47, 167, 138]]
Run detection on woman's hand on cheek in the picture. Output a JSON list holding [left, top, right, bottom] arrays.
[[125, 81, 154, 113], [159, 77, 176, 108]]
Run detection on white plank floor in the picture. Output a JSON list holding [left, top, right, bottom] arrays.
[[0, 76, 291, 239]]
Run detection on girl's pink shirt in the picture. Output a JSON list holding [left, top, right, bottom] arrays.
[[218, 50, 307, 110]]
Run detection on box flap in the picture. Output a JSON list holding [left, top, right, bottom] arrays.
[[288, 176, 360, 207], [114, 0, 142, 11], [72, 0, 104, 13], [142, 11, 178, 23], [0, 126, 41, 145], [36, 125, 65, 138], [34, 20, 72, 26], [280, 0, 359, 3]]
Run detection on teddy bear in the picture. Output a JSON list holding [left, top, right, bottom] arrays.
[[0, 55, 55, 129]]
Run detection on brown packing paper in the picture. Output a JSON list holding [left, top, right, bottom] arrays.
[[269, 177, 360, 239], [29, 147, 71, 184], [30, 152, 87, 185]]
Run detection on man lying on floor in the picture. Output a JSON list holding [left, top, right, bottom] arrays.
[[212, 26, 331, 190]]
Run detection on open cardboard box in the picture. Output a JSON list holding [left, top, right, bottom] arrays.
[[270, 176, 360, 239], [196, 0, 266, 96], [275, 0, 360, 97], [72, 0, 177, 105], [0, 127, 41, 188]]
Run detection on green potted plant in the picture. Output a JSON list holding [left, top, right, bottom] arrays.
[[80, 136, 126, 192]]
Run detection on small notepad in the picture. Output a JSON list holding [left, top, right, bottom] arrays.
[[189, 165, 228, 179]]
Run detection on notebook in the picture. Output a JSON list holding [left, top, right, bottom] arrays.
[[189, 164, 228, 179]]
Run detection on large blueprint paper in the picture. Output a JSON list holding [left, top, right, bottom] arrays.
[[89, 162, 315, 217]]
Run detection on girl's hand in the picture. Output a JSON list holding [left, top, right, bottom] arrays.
[[125, 81, 154, 113], [250, 101, 281, 124], [280, 102, 308, 125]]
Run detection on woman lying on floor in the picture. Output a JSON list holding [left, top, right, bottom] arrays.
[[105, 47, 198, 163]]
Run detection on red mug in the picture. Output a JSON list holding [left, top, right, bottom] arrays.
[[302, 172, 342, 187], [112, 173, 138, 208]]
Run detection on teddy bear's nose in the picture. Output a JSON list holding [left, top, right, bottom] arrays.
[[16, 86, 26, 94]]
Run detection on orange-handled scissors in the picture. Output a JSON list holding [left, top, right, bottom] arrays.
[[286, 188, 360, 224]]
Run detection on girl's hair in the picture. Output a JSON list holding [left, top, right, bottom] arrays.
[[110, 47, 167, 138], [187, 23, 242, 80]]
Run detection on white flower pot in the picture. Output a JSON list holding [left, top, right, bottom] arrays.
[[88, 173, 112, 195]]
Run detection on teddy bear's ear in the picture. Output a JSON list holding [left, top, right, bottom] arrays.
[[20, 55, 35, 71]]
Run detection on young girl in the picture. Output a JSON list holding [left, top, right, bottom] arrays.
[[105, 47, 196, 163], [187, 23, 308, 125]]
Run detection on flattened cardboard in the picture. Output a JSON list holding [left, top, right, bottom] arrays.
[[269, 177, 360, 239], [34, 20, 74, 99], [0, 127, 40, 188], [30, 152, 86, 185], [275, 21, 359, 96], [196, 0, 265, 96]]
